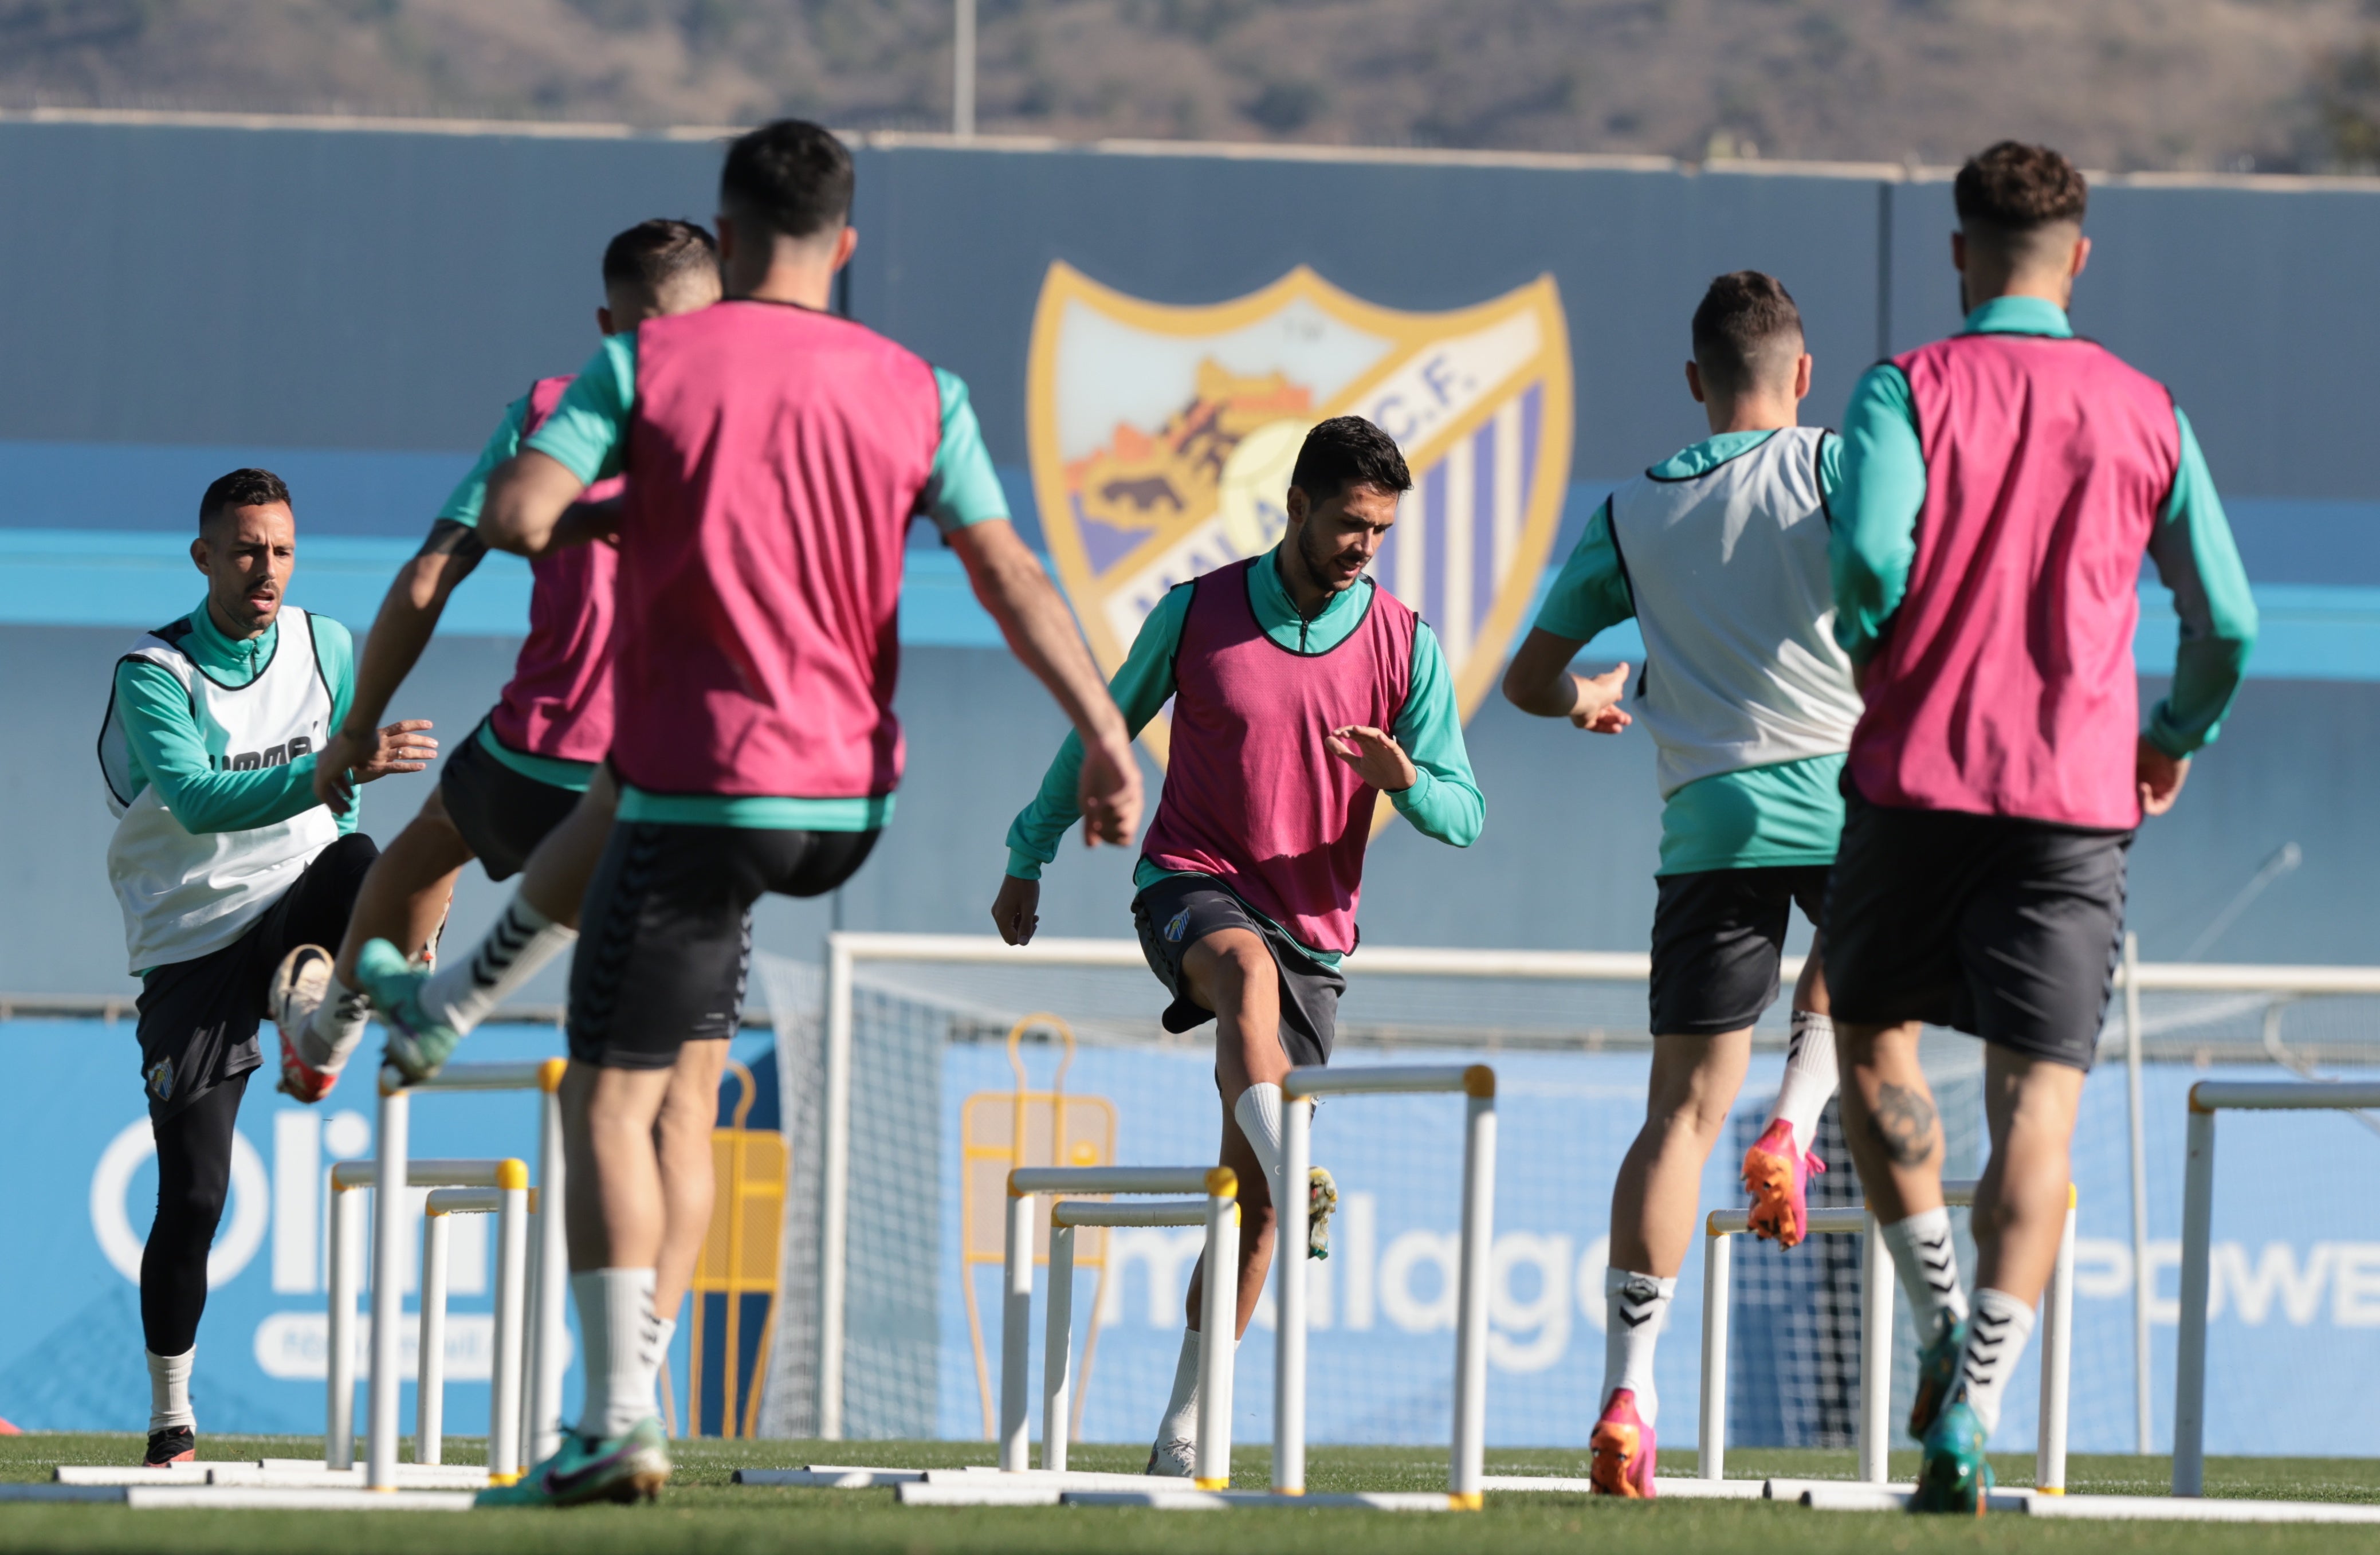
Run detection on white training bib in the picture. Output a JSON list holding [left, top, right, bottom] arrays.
[[99, 608, 340, 972], [1605, 427, 1864, 797]]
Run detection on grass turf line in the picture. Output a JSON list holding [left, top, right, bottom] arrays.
[[2, 1435, 2378, 1553]]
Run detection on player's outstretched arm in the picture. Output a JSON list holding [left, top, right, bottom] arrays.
[[1502, 627, 1632, 733], [312, 525, 479, 809], [479, 450, 596, 559], [952, 519, 1141, 847]]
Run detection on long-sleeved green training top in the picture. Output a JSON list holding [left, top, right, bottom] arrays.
[[100, 600, 358, 972], [1004, 544, 1484, 967], [1833, 295, 2258, 761]]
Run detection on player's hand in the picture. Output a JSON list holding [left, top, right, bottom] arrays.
[[991, 874, 1041, 946], [1078, 733, 1142, 847], [2138, 737, 2189, 817], [1570, 662, 1632, 734], [1326, 724, 1417, 792], [317, 720, 438, 814]]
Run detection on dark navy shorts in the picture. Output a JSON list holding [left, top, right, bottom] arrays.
[[1130, 872, 1343, 1069], [1649, 865, 1831, 1036], [438, 720, 586, 881]]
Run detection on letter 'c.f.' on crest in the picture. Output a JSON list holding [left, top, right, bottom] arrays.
[[1026, 264, 1574, 776]]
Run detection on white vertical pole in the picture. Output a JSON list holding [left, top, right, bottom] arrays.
[[417, 1210, 448, 1466], [1196, 1184, 1239, 1490], [1451, 1083, 1495, 1507], [327, 1185, 361, 1468], [492, 1177, 529, 1478], [999, 1188, 1035, 1472], [367, 1077, 410, 1491], [1859, 1211, 1894, 1484], [1698, 1226, 1730, 1481], [819, 938, 855, 1442], [1041, 1223, 1074, 1473], [2173, 1101, 2218, 1497], [952, 0, 976, 139], [527, 1066, 568, 1466], [1273, 1095, 1312, 1495], [2123, 933, 2153, 1455], [2037, 1189, 2075, 1494]]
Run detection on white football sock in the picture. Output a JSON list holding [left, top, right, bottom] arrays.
[[1231, 1083, 1286, 1202], [1768, 1011, 1837, 1152], [572, 1268, 659, 1439], [1601, 1268, 1675, 1427], [1955, 1287, 2035, 1435], [1151, 1326, 1204, 1466], [147, 1346, 194, 1434], [1880, 1208, 1969, 1344], [299, 974, 372, 1072], [421, 896, 576, 1035]]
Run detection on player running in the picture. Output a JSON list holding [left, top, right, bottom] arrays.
[[274, 219, 721, 1102], [993, 415, 1486, 1478], [1827, 142, 2255, 1513], [380, 120, 1138, 1507], [1502, 272, 1860, 1497], [96, 469, 434, 1465]]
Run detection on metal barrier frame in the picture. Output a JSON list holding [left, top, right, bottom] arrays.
[[2173, 1078, 2380, 1496]]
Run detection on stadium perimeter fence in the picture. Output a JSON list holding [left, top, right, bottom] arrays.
[[737, 933, 2380, 1456]]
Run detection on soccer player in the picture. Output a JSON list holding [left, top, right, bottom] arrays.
[[1501, 272, 1861, 1497], [1827, 142, 2256, 1512], [993, 415, 1487, 1478], [96, 468, 434, 1465], [388, 120, 1138, 1506], [275, 219, 722, 1102]]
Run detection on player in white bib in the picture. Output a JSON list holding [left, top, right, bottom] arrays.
[[96, 468, 435, 1465], [1501, 272, 1860, 1496]]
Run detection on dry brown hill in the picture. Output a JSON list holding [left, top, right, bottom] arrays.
[[8, 0, 2380, 172]]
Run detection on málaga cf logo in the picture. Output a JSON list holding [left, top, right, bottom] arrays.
[[1026, 264, 1574, 772]]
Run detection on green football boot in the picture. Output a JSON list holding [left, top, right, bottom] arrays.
[[1909, 1399, 1994, 1515], [359, 937, 463, 1085], [475, 1417, 671, 1507], [1908, 1317, 1966, 1438]]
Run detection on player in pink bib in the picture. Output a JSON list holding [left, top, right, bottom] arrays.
[[995, 416, 1486, 1477]]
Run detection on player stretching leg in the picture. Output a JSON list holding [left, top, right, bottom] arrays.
[[1827, 143, 2256, 1513], [97, 470, 434, 1465], [443, 121, 1137, 1506], [270, 221, 721, 1102], [994, 417, 1486, 1477], [1503, 273, 1861, 1497]]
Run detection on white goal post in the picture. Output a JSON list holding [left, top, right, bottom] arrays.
[[811, 930, 2380, 1446]]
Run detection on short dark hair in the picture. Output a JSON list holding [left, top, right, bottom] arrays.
[[1954, 141, 2088, 234], [199, 468, 290, 531], [1691, 271, 1804, 396], [720, 119, 855, 243], [1289, 416, 1412, 506], [602, 218, 717, 301]]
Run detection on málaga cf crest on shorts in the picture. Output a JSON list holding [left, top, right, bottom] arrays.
[[1026, 264, 1575, 761]]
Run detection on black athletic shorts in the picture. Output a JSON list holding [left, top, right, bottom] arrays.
[[438, 721, 586, 881], [1823, 787, 2131, 1071], [567, 822, 878, 1069], [135, 831, 379, 1121], [1648, 865, 1831, 1037], [1130, 872, 1344, 1069]]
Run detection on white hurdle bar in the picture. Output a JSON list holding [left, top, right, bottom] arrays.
[[417, 1174, 530, 1477], [1044, 1188, 1240, 1485], [1001, 1166, 1241, 1486], [333, 1058, 568, 1493], [2174, 1079, 2380, 1497], [1277, 1063, 1496, 1507], [1698, 1177, 2074, 1493]]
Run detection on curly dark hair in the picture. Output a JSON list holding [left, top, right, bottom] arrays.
[[1289, 416, 1412, 506], [1955, 141, 2088, 233]]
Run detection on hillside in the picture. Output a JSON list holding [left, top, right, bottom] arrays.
[[6, 0, 2380, 172]]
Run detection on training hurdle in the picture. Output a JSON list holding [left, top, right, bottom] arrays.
[[2174, 1078, 2380, 1497], [997, 1165, 1242, 1487], [1276, 1063, 1497, 1507], [1697, 1177, 2074, 1492], [417, 1179, 529, 1470], [329, 1059, 568, 1492]]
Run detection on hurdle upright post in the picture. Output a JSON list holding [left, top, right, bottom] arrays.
[[366, 1069, 410, 1493], [1195, 1169, 1241, 1491], [326, 1179, 364, 1468], [999, 1185, 1036, 1472], [1858, 1211, 1895, 1484], [417, 1206, 450, 1465], [1040, 1223, 1075, 1474], [1698, 1218, 1731, 1480], [1274, 1094, 1314, 1496], [1451, 1067, 1496, 1508], [2172, 1097, 2220, 1497], [2037, 1185, 2076, 1494], [525, 1057, 569, 1466]]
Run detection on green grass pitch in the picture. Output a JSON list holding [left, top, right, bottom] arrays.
[[4, 1434, 2379, 1553]]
